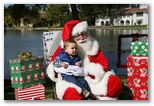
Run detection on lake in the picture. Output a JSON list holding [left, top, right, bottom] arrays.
[[4, 28, 148, 79]]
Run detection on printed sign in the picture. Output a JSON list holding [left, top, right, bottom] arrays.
[[42, 31, 62, 64]]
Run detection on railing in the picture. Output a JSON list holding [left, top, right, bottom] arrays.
[[117, 33, 148, 68]]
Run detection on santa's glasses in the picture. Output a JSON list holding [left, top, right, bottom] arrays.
[[73, 32, 87, 41]]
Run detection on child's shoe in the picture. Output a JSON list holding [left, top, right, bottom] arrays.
[[82, 90, 98, 100]]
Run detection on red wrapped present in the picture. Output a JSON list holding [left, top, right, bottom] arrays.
[[127, 55, 148, 100], [14, 83, 45, 100]]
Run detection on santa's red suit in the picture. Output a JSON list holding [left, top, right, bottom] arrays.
[[46, 20, 122, 100]]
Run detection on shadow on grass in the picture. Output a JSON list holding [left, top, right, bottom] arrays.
[[118, 82, 133, 100], [118, 75, 133, 100], [4, 79, 15, 100]]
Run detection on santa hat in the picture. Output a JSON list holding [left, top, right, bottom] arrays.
[[71, 21, 88, 37], [61, 20, 88, 47]]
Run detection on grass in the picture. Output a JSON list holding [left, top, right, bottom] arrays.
[[5, 25, 148, 30], [4, 75, 129, 100]]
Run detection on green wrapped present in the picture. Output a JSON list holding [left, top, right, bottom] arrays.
[[131, 41, 148, 56], [9, 56, 46, 89]]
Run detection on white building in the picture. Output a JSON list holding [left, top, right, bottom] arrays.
[[95, 5, 148, 26]]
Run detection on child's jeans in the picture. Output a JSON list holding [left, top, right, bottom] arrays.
[[62, 75, 91, 92]]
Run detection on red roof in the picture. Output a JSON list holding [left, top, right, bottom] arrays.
[[122, 8, 148, 14]]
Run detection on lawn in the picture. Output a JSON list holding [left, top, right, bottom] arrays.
[[4, 75, 131, 100]]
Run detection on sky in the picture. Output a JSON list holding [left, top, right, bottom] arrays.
[[1, 0, 154, 106], [4, 4, 10, 7]]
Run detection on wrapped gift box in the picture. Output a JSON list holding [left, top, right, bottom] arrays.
[[131, 41, 148, 56], [127, 55, 148, 100], [15, 83, 45, 100], [9, 56, 46, 89]]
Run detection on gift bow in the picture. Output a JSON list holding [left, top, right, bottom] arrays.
[[18, 52, 32, 58]]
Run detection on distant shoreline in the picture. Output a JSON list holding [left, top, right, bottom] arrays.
[[4, 27, 62, 31], [4, 25, 148, 31]]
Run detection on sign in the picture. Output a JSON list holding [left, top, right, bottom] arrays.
[[42, 31, 62, 64]]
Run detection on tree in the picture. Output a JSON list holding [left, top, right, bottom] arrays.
[[4, 4, 48, 27], [44, 4, 70, 27], [78, 4, 104, 25], [70, 4, 79, 20], [4, 14, 13, 27], [24, 4, 48, 27], [26, 6, 40, 26], [4, 6, 13, 27], [137, 20, 142, 25], [8, 4, 30, 27]]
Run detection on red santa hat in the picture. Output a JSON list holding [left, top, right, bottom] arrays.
[[61, 20, 88, 44]]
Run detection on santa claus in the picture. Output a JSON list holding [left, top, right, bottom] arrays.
[[46, 20, 122, 100]]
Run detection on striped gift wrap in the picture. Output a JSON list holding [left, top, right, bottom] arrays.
[[14, 83, 45, 100]]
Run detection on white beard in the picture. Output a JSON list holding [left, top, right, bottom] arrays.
[[76, 36, 99, 56], [76, 36, 93, 54], [76, 36, 99, 66]]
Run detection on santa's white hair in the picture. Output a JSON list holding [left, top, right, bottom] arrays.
[[72, 21, 88, 36]]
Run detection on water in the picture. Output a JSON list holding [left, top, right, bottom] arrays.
[[4, 28, 148, 79]]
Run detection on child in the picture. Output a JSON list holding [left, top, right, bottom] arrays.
[[53, 39, 97, 100]]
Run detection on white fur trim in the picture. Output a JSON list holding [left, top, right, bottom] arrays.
[[60, 40, 64, 48], [56, 80, 82, 100], [97, 96, 117, 100], [46, 62, 62, 82], [85, 63, 105, 84], [72, 21, 88, 36], [88, 71, 115, 96]]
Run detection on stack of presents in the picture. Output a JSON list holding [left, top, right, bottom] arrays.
[[127, 39, 148, 100], [9, 52, 46, 100]]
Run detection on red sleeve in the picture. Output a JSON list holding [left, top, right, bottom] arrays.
[[50, 46, 61, 62], [96, 49, 108, 71]]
